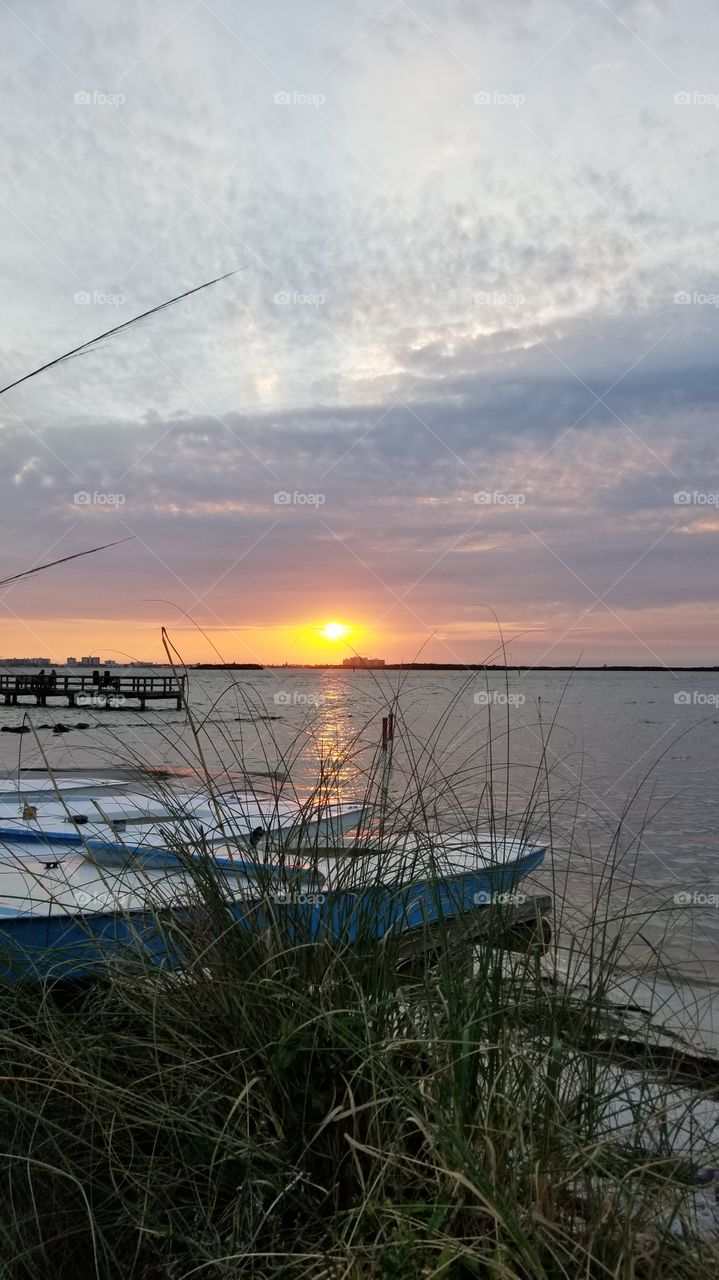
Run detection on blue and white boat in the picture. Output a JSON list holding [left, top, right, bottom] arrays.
[[0, 776, 547, 982]]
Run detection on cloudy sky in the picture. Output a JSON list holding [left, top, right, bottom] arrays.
[[0, 0, 717, 665]]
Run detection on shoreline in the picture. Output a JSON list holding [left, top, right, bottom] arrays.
[[3, 662, 719, 673], [261, 663, 719, 672]]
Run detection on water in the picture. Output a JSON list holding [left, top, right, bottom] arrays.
[[1, 666, 718, 986]]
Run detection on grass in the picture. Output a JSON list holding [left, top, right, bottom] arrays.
[[0, 672, 717, 1278]]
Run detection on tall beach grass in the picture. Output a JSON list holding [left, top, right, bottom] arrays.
[[0, 672, 717, 1278]]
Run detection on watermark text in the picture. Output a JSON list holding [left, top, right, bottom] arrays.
[[474, 490, 525, 506], [674, 490, 719, 506], [474, 691, 526, 707], [674, 690, 719, 707], [74, 491, 125, 507], [673, 889, 719, 907], [474, 90, 525, 107], [273, 691, 324, 707], [274, 90, 325, 107], [274, 491, 325, 506]]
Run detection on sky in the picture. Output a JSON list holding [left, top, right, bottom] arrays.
[[0, 0, 717, 666]]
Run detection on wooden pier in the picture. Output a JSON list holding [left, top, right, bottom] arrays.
[[0, 673, 186, 712]]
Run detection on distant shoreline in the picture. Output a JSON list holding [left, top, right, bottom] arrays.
[[263, 663, 719, 673], [1, 662, 717, 673]]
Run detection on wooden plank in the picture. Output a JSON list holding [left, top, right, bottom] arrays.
[[394, 894, 553, 966]]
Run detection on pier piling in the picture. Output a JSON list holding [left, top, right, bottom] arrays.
[[0, 673, 186, 712]]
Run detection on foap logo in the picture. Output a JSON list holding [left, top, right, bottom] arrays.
[[73, 491, 126, 507], [273, 691, 324, 707], [474, 89, 525, 108], [76, 693, 126, 708], [273, 491, 325, 507], [474, 691, 526, 707], [472, 890, 526, 906], [473, 490, 526, 507], [673, 889, 719, 907], [475, 290, 526, 307], [273, 291, 326, 307], [673, 290, 719, 307], [674, 90, 719, 107], [74, 90, 126, 107], [271, 890, 325, 906], [75, 889, 134, 909], [75, 891, 105, 910], [674, 690, 719, 707], [73, 291, 126, 307], [273, 90, 325, 107], [673, 491, 719, 507]]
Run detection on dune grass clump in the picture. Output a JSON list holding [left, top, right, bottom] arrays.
[[0, 679, 716, 1278]]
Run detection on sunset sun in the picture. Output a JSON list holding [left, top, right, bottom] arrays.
[[320, 621, 351, 642]]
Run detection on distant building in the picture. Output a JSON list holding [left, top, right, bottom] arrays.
[[342, 656, 386, 669], [1, 657, 52, 666], [68, 656, 117, 666]]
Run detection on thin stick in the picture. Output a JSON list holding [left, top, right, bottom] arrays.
[[0, 536, 134, 588], [0, 269, 242, 397]]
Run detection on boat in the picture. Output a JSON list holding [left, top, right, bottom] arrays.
[[7, 776, 129, 802], [0, 783, 363, 859], [0, 775, 549, 982]]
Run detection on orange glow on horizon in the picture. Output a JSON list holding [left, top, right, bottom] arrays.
[[2, 603, 719, 667]]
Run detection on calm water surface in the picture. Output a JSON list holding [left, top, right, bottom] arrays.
[[1, 667, 718, 985]]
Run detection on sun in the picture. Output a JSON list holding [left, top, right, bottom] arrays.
[[320, 620, 351, 642]]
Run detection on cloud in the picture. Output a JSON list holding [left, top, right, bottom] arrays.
[[0, 0, 717, 659]]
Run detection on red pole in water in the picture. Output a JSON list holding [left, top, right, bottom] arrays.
[[380, 713, 394, 841]]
